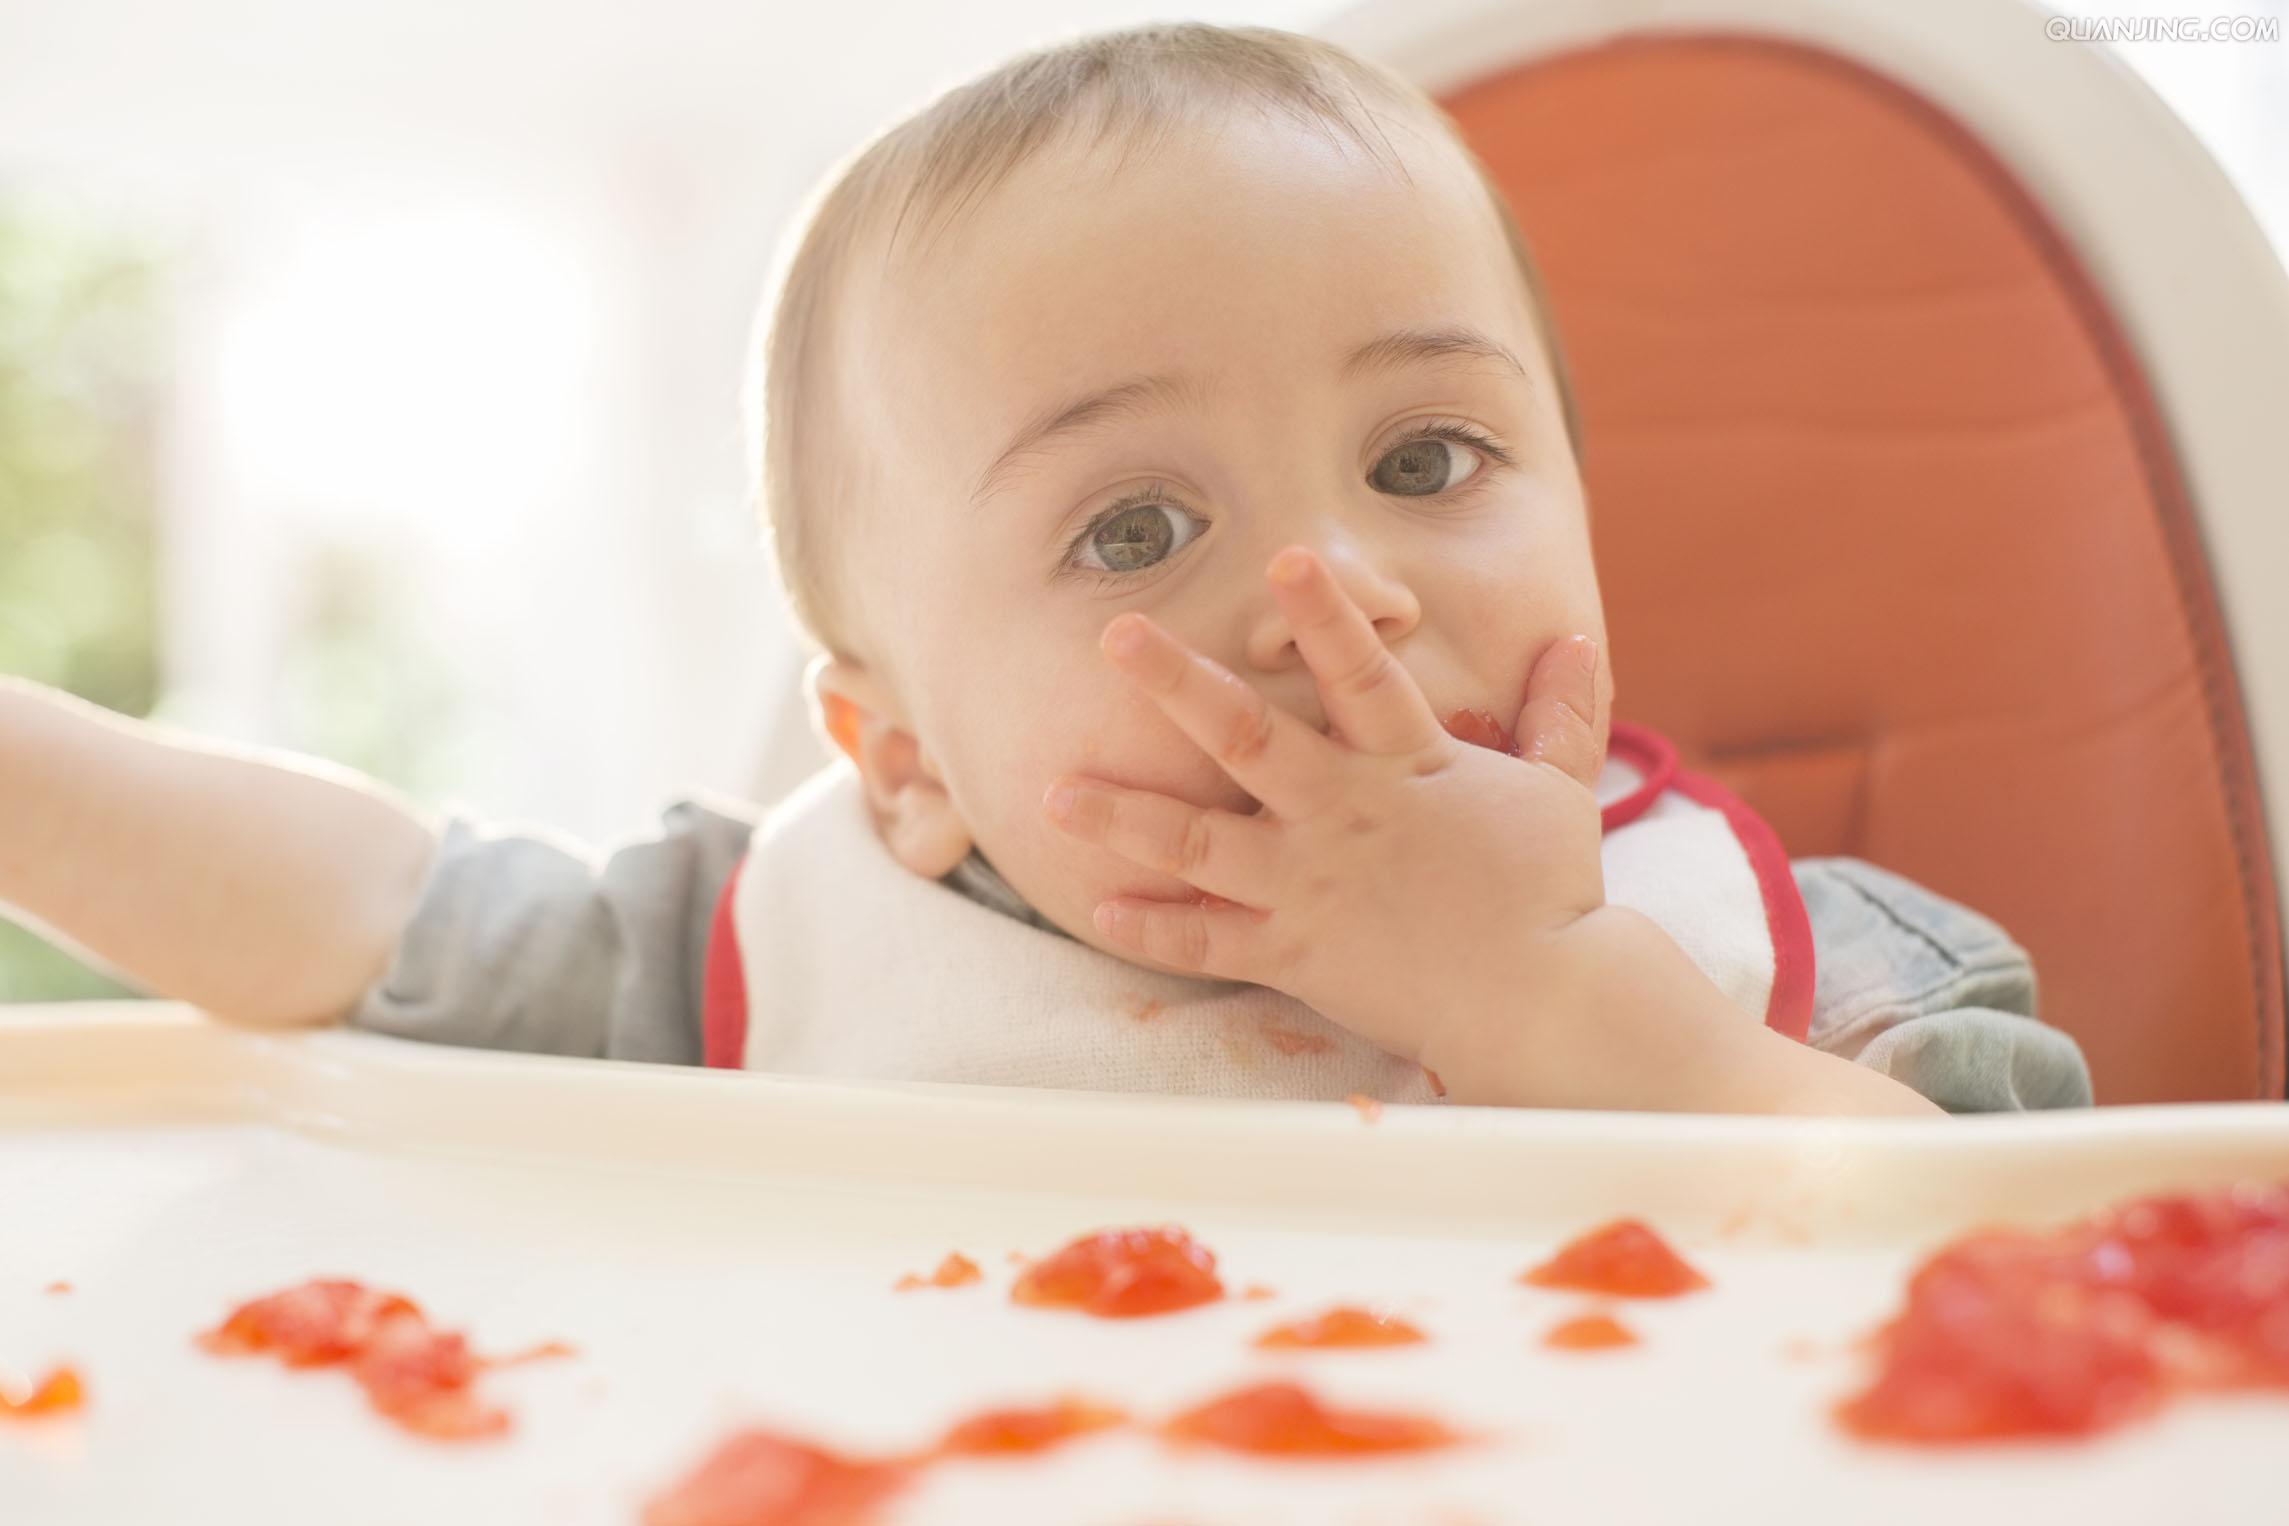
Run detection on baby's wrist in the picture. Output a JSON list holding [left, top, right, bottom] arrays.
[[1419, 903, 1712, 1109]]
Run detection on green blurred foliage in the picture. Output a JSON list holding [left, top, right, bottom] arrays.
[[0, 207, 162, 1001]]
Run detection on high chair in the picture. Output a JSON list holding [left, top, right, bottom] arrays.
[[1323, 0, 2289, 1101]]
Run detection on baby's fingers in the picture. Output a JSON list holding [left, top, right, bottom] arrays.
[[1092, 895, 1269, 982], [1102, 614, 1339, 818], [1517, 635, 1604, 787], [1268, 547, 1443, 758], [1045, 779, 1278, 906]]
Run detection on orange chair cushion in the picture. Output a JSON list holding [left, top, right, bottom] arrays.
[[1444, 35, 2283, 1102]]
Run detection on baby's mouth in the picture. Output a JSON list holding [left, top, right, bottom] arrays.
[[1441, 706, 1521, 757], [1317, 707, 1522, 756]]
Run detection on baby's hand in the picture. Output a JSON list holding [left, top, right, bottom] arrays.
[[1044, 545, 1607, 1067]]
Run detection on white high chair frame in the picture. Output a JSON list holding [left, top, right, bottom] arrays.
[[1321, 0, 2289, 976]]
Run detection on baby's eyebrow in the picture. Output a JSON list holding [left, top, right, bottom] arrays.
[[972, 373, 1203, 509], [1341, 325, 1529, 384]]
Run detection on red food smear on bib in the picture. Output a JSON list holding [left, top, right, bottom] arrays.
[[1543, 1313, 1639, 1351], [1255, 1307, 1427, 1350], [1839, 1182, 2289, 1443], [1521, 1220, 1711, 1299], [197, 1278, 547, 1441], [895, 1253, 983, 1292], [935, 1397, 1127, 1457], [0, 1365, 84, 1419], [643, 1429, 910, 1526], [1442, 707, 1520, 757], [1011, 1227, 1224, 1318], [1261, 1021, 1335, 1057], [1162, 1381, 1460, 1456]]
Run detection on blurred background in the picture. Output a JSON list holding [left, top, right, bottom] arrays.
[[0, 0, 2282, 999]]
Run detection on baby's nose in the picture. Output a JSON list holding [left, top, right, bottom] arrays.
[[1242, 544, 1421, 674]]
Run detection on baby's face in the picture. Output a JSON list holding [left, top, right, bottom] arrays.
[[833, 111, 1608, 971]]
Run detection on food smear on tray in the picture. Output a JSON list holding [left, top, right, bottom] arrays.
[[935, 1396, 1128, 1456], [1161, 1380, 1462, 1456], [1254, 1306, 1427, 1349], [196, 1277, 560, 1441], [642, 1428, 911, 1526], [1442, 706, 1520, 756], [1839, 1180, 2289, 1443], [1542, 1313, 1639, 1351], [486, 1339, 580, 1370], [1011, 1226, 1224, 1318], [1521, 1219, 1711, 1298], [895, 1252, 983, 1292], [1345, 1093, 1385, 1123], [0, 1364, 84, 1419], [42, 1281, 72, 1296]]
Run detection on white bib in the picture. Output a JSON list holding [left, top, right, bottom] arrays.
[[701, 722, 1813, 1101]]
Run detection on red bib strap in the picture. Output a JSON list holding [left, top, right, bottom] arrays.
[[701, 856, 750, 1069]]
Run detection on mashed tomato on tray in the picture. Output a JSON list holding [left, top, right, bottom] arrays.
[[197, 1277, 563, 1441], [1840, 1181, 2289, 1443]]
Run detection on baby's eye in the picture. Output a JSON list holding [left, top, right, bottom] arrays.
[[1072, 500, 1205, 576], [1369, 435, 1484, 497]]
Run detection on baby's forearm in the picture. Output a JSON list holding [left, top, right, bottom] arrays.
[[0, 677, 438, 1027], [1425, 905, 1945, 1117]]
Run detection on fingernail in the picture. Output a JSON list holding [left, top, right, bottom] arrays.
[[1574, 636, 1598, 674], [1105, 616, 1150, 661], [1093, 902, 1124, 939], [1044, 781, 1077, 822]]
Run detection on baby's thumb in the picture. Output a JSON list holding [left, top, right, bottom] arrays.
[[1517, 636, 1601, 788]]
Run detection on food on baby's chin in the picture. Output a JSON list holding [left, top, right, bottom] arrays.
[[1838, 1180, 2289, 1444], [1520, 1220, 1711, 1299], [642, 1428, 910, 1526], [894, 1252, 983, 1292], [197, 1278, 555, 1441], [0, 1365, 84, 1419], [1543, 1313, 1639, 1351], [1254, 1306, 1427, 1349], [1441, 707, 1520, 757], [1160, 1380, 1461, 1456], [1011, 1226, 1225, 1318]]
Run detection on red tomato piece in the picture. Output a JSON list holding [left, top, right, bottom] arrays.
[[1162, 1381, 1459, 1456], [895, 1252, 983, 1292], [1543, 1313, 1639, 1351], [642, 1429, 910, 1526], [1521, 1220, 1710, 1298], [935, 1397, 1126, 1456], [1010, 1227, 1224, 1318], [198, 1279, 423, 1365], [0, 1365, 84, 1419], [1254, 1307, 1427, 1350]]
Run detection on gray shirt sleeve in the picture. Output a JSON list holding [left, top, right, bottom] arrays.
[[348, 798, 755, 1064], [1794, 857, 2093, 1111]]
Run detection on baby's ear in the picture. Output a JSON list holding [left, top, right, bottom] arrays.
[[805, 655, 974, 879]]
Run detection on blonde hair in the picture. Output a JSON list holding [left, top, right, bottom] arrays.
[[751, 23, 1579, 661]]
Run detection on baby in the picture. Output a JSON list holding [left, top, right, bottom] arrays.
[[0, 25, 2090, 1115]]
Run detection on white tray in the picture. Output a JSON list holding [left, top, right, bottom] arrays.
[[3, 1003, 2286, 1525]]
